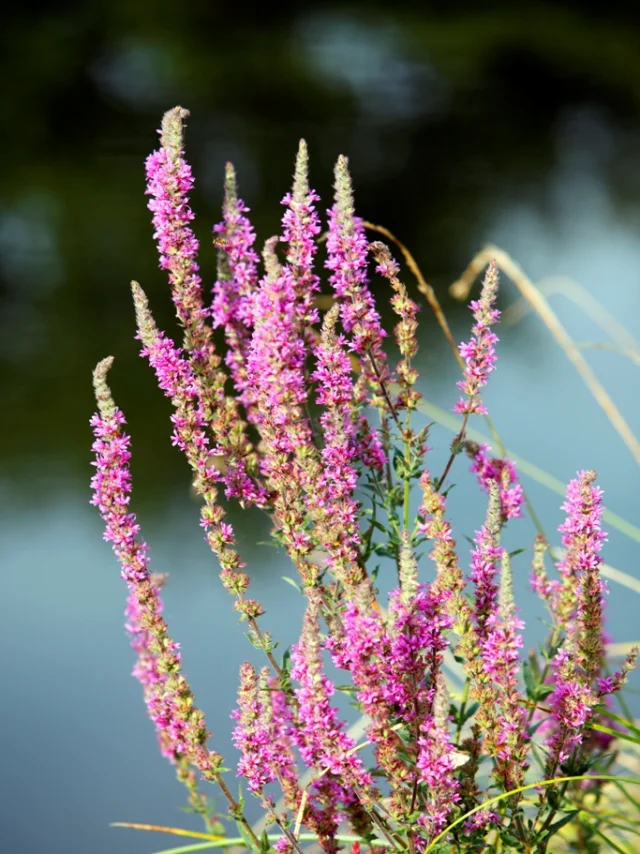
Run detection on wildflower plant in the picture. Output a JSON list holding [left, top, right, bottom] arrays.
[[91, 107, 640, 854]]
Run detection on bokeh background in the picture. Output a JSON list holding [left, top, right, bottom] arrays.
[[2, 2, 640, 852]]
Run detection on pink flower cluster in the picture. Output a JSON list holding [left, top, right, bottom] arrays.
[[326, 157, 390, 410], [211, 163, 260, 406], [89, 107, 637, 854], [467, 442, 524, 521], [290, 592, 374, 797], [90, 359, 221, 777], [455, 260, 500, 416], [544, 470, 621, 771], [145, 109, 211, 360]]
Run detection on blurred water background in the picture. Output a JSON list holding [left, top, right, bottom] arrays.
[[2, 3, 640, 853]]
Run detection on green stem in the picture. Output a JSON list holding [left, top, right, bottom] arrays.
[[403, 413, 412, 534], [454, 678, 470, 747], [436, 412, 470, 491]]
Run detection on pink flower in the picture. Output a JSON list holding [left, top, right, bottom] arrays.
[[290, 590, 374, 799], [546, 471, 611, 773], [469, 484, 503, 641], [480, 554, 529, 786], [90, 358, 221, 778], [281, 139, 322, 326], [145, 108, 212, 362], [454, 260, 500, 416], [326, 156, 389, 410], [557, 471, 607, 665], [211, 163, 260, 407], [309, 305, 365, 588], [232, 663, 298, 794], [466, 442, 524, 521], [417, 714, 461, 835]]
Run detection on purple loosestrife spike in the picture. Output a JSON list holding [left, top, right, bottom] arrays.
[[211, 162, 260, 409], [282, 139, 322, 326], [290, 589, 374, 801], [330, 578, 454, 819], [470, 481, 503, 642], [274, 144, 348, 547], [370, 240, 421, 411], [310, 303, 371, 593], [480, 552, 529, 788], [326, 155, 390, 412], [418, 471, 471, 626], [465, 441, 524, 522], [559, 470, 607, 678], [417, 673, 461, 838], [546, 645, 597, 770], [545, 472, 615, 774], [418, 471, 505, 783], [147, 107, 254, 492], [90, 358, 222, 779], [454, 260, 500, 416], [147, 114, 257, 485], [328, 595, 412, 818], [266, 675, 345, 854], [132, 280, 264, 507], [147, 111, 258, 484], [386, 582, 453, 724], [244, 141, 356, 585], [245, 238, 321, 582], [232, 662, 281, 795], [131, 282, 263, 587], [146, 107, 214, 364]]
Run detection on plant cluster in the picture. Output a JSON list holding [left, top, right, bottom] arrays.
[[91, 107, 639, 854]]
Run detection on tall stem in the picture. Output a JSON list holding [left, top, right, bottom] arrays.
[[436, 412, 470, 491], [215, 773, 261, 850], [403, 414, 412, 534]]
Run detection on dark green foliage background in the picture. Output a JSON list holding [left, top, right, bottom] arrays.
[[3, 0, 640, 496]]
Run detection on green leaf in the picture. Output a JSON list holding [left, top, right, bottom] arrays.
[[603, 709, 640, 740], [534, 684, 555, 702], [522, 660, 537, 699], [538, 809, 581, 841], [461, 702, 479, 724], [592, 722, 640, 745], [373, 543, 396, 559], [281, 576, 302, 593], [235, 820, 256, 853]]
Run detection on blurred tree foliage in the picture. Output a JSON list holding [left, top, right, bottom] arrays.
[[2, 0, 640, 495]]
